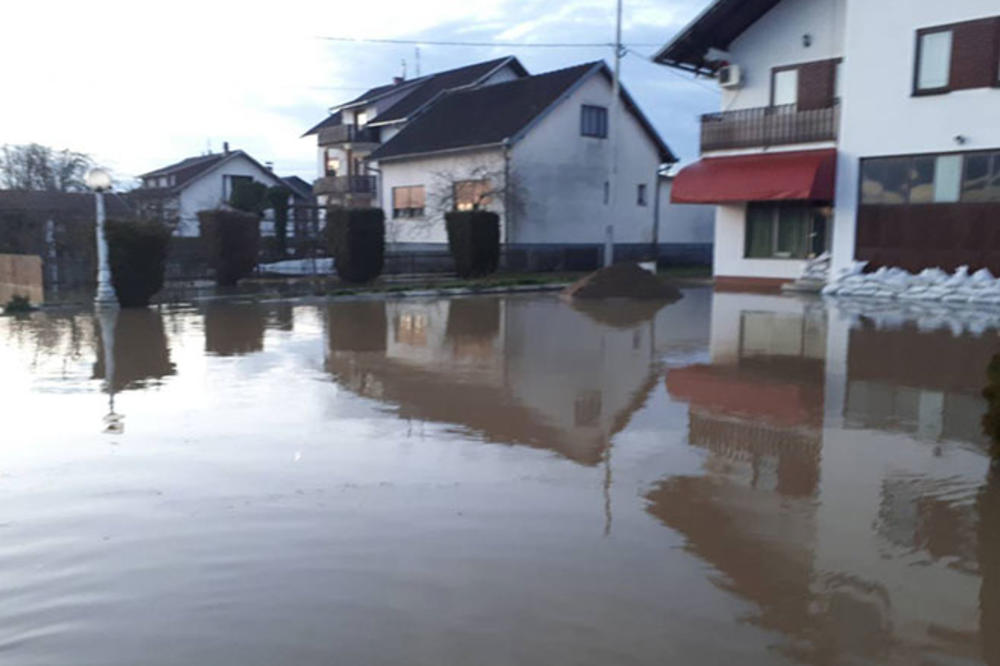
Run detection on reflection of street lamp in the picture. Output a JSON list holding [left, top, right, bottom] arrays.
[[96, 306, 124, 435], [85, 168, 118, 307]]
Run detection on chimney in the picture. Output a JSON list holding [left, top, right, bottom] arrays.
[[265, 161, 274, 171], [223, 141, 230, 155], [393, 76, 404, 85]]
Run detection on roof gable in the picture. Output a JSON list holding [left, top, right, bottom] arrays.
[[138, 150, 282, 193], [654, 0, 783, 74], [369, 61, 675, 164]]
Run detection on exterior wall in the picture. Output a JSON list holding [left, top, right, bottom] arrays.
[[0, 253, 43, 306], [830, 0, 1000, 274], [510, 72, 662, 245], [378, 148, 507, 246], [175, 154, 284, 237], [723, 0, 846, 112], [658, 178, 714, 245], [712, 203, 808, 280]]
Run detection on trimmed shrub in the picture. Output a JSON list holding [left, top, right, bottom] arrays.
[[445, 210, 500, 278], [229, 179, 269, 213], [326, 207, 384, 284], [266, 185, 291, 257], [198, 209, 261, 286], [105, 218, 171, 307]]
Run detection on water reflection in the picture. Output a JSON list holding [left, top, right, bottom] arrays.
[[204, 303, 267, 356], [663, 292, 994, 664], [324, 296, 661, 466], [92, 308, 175, 393]]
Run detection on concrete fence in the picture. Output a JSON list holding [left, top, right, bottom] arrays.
[[0, 254, 44, 305]]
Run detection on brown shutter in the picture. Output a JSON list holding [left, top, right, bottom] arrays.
[[392, 187, 410, 209], [412, 186, 425, 209], [950, 17, 1000, 90], [797, 59, 837, 111]]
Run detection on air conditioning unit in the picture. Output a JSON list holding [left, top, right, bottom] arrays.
[[718, 64, 742, 89]]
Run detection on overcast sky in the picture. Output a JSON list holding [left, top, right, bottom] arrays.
[[1, 0, 717, 185]]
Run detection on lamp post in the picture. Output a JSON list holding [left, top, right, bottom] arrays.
[[86, 168, 117, 307]]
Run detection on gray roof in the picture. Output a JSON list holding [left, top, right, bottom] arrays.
[[369, 61, 676, 164], [0, 190, 133, 217], [137, 150, 281, 193], [281, 176, 313, 201]]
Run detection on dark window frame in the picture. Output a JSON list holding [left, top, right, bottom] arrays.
[[913, 25, 955, 96], [637, 183, 647, 206], [857, 147, 1000, 207], [580, 104, 608, 138], [744, 202, 828, 260]]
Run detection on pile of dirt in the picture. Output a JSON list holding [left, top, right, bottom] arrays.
[[562, 263, 683, 302]]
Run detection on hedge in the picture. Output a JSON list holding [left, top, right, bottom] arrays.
[[445, 210, 500, 278], [326, 207, 384, 284], [104, 218, 171, 307], [198, 209, 261, 286]]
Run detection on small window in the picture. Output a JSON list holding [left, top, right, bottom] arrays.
[[916, 29, 953, 92], [581, 105, 608, 138], [637, 183, 647, 206], [772, 68, 799, 107], [454, 179, 491, 211], [603, 181, 610, 205], [392, 185, 426, 218]]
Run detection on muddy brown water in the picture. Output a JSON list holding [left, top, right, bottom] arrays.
[[1, 289, 998, 665]]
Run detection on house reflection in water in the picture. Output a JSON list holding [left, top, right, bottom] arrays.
[[662, 292, 994, 665], [323, 295, 670, 466]]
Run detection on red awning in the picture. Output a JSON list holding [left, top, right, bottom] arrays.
[[671, 149, 837, 204]]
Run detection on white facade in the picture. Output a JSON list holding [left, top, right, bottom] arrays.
[[175, 154, 285, 237], [830, 0, 1000, 274], [376, 69, 667, 250]]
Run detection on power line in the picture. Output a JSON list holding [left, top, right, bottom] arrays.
[[317, 35, 662, 48]]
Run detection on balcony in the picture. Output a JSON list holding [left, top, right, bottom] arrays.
[[313, 175, 377, 198], [317, 125, 380, 147], [700, 103, 839, 152]]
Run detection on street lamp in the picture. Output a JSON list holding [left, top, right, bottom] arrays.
[[86, 168, 118, 307]]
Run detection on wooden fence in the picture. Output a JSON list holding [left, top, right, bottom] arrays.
[[0, 253, 43, 305]]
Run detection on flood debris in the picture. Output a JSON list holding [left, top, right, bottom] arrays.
[[562, 262, 683, 302]]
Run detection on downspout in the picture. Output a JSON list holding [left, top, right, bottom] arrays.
[[502, 139, 512, 253], [651, 169, 662, 266]]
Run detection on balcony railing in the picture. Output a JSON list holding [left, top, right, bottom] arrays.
[[313, 175, 377, 197], [700, 103, 840, 152], [317, 125, 380, 146]]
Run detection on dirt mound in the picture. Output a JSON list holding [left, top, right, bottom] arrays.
[[562, 263, 683, 302]]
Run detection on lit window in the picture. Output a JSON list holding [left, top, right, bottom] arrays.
[[454, 179, 491, 211], [325, 151, 340, 177], [392, 185, 426, 218], [581, 105, 608, 138], [916, 30, 952, 91]]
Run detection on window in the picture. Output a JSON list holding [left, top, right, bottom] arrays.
[[772, 68, 799, 107], [637, 183, 647, 206], [581, 105, 608, 138], [745, 203, 828, 259], [603, 181, 610, 205], [355, 111, 368, 127], [862, 152, 1000, 205], [915, 29, 953, 92], [325, 150, 340, 177], [962, 152, 1000, 202], [392, 185, 426, 218], [454, 179, 491, 211]]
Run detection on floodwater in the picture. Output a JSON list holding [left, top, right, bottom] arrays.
[[1, 289, 998, 665]]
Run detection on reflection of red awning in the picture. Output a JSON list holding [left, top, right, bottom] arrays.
[[666, 365, 822, 429], [671, 149, 837, 204]]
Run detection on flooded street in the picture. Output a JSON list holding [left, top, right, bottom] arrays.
[[1, 289, 998, 665]]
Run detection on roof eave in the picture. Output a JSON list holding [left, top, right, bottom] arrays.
[[371, 142, 506, 164]]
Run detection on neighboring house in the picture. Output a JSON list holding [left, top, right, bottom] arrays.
[[656, 0, 1000, 288], [131, 145, 289, 237], [658, 171, 715, 265], [307, 58, 679, 267], [304, 56, 528, 210]]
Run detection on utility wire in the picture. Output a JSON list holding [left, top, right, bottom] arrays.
[[317, 35, 662, 48]]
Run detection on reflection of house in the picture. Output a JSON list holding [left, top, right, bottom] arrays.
[[324, 296, 663, 465], [662, 292, 990, 662]]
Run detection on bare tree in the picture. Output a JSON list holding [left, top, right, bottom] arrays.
[[427, 164, 525, 219], [0, 143, 95, 192]]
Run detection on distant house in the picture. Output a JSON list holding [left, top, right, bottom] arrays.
[[306, 58, 688, 268], [131, 145, 292, 237]]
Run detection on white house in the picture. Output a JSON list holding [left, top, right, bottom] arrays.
[[133, 145, 300, 237], [656, 0, 1000, 289], [305, 58, 703, 269]]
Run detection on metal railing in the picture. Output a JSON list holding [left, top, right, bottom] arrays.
[[700, 103, 840, 152], [317, 125, 380, 146], [313, 175, 377, 197]]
